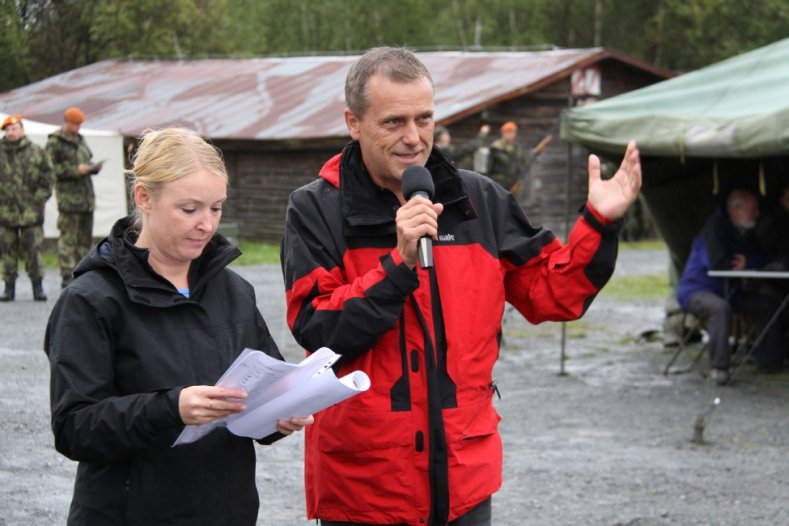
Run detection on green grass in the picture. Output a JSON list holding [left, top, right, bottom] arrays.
[[42, 251, 59, 269], [234, 242, 280, 265], [40, 242, 282, 268], [620, 238, 667, 251], [600, 272, 669, 301]]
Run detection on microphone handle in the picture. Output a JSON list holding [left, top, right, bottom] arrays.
[[410, 190, 434, 269], [418, 237, 433, 269]]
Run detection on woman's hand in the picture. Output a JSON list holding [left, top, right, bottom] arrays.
[[178, 385, 247, 425], [276, 415, 315, 436]]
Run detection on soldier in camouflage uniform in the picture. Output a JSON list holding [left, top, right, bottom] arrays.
[[487, 121, 527, 192], [433, 124, 490, 169], [487, 121, 553, 197], [46, 107, 101, 289], [0, 114, 54, 301]]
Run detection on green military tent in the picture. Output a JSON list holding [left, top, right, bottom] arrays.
[[560, 38, 789, 277]]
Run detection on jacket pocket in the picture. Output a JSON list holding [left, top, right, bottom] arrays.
[[316, 404, 412, 453], [443, 394, 501, 444], [444, 397, 503, 509]]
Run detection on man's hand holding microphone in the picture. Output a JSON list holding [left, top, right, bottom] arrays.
[[396, 166, 443, 269]]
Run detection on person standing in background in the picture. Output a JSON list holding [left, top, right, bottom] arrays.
[[487, 121, 553, 196], [433, 124, 489, 168], [46, 107, 102, 289], [0, 114, 53, 301], [487, 121, 525, 191]]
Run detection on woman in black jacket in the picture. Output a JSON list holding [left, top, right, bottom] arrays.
[[45, 128, 312, 525]]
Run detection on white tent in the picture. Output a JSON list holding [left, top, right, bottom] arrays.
[[1, 112, 126, 239]]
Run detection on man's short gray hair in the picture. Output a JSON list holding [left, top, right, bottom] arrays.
[[345, 47, 434, 119]]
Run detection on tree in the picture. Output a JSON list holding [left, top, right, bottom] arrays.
[[90, 0, 235, 59], [24, 0, 98, 80], [0, 0, 33, 92], [3, 0, 789, 92], [646, 0, 789, 70]]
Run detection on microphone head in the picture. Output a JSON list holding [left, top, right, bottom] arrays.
[[401, 165, 434, 200]]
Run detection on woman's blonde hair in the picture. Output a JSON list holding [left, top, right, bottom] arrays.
[[126, 128, 228, 229]]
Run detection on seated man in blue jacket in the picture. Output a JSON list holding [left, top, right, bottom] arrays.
[[677, 188, 786, 385]]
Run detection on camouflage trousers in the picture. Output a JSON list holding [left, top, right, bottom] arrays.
[[0, 224, 45, 282], [57, 211, 93, 279]]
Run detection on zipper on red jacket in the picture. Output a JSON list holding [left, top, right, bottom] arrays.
[[409, 272, 450, 525]]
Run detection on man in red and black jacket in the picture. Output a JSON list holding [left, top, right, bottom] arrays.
[[281, 47, 641, 526]]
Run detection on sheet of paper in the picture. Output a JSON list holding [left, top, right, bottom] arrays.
[[173, 347, 368, 446], [228, 369, 370, 439]]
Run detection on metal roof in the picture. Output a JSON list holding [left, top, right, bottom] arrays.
[[0, 49, 670, 141]]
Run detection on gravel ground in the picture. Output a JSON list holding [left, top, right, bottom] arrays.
[[1, 247, 788, 525]]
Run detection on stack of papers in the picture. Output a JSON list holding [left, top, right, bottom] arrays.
[[173, 347, 369, 446]]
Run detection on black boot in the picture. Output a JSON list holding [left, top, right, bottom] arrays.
[[0, 281, 15, 302], [32, 280, 47, 302]]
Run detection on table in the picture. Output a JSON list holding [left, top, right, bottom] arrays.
[[707, 270, 789, 373], [708, 270, 789, 280]]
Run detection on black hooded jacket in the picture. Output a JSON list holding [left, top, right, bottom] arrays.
[[45, 217, 282, 525]]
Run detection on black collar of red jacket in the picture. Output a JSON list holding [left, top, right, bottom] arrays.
[[338, 141, 474, 236]]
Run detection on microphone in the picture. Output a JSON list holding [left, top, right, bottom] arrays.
[[401, 165, 435, 269]]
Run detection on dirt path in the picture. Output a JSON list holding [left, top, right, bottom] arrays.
[[1, 248, 787, 525]]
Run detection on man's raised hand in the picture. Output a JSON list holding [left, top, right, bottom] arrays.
[[587, 140, 642, 221]]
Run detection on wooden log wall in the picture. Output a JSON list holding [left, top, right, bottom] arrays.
[[219, 141, 343, 243]]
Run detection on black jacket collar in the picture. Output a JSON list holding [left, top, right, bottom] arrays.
[[74, 216, 241, 305], [338, 141, 474, 237]]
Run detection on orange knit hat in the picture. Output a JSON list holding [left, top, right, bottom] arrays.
[[64, 107, 85, 124], [2, 114, 22, 130], [500, 121, 518, 132]]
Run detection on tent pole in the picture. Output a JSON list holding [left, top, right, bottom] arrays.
[[559, 96, 575, 376]]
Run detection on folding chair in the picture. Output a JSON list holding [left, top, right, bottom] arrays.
[[663, 310, 707, 376], [664, 309, 758, 378], [728, 313, 759, 377]]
